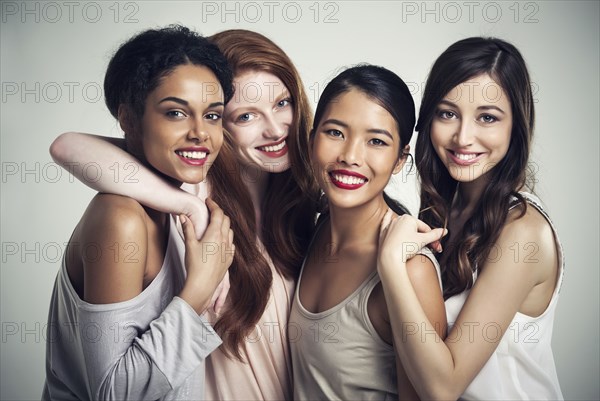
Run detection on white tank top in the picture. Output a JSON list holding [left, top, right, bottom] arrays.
[[445, 192, 564, 400]]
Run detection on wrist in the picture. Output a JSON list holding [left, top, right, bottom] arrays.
[[378, 254, 408, 276], [178, 191, 201, 214], [179, 285, 212, 315]]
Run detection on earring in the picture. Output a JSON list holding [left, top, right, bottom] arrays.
[[318, 189, 328, 213], [404, 152, 415, 173]]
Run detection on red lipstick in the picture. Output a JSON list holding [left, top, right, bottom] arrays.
[[329, 169, 368, 190]]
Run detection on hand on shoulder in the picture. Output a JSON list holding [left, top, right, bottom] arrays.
[[378, 210, 447, 268]]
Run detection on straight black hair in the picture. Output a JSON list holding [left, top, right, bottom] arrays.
[[310, 64, 415, 216]]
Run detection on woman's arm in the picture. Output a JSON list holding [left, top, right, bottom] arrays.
[[377, 210, 558, 400], [50, 132, 209, 238], [179, 199, 234, 313], [392, 252, 447, 400], [52, 132, 231, 312], [369, 242, 446, 400], [75, 195, 231, 399]]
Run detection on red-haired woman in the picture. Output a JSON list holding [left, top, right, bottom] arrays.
[[49, 29, 317, 400]]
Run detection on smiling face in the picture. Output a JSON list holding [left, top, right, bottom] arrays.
[[312, 89, 407, 210], [139, 64, 225, 185], [223, 70, 292, 173], [430, 73, 513, 186]]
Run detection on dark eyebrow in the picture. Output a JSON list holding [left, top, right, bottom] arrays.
[[321, 118, 349, 128], [439, 99, 505, 115], [322, 119, 394, 140], [438, 99, 457, 108], [477, 105, 506, 114], [159, 96, 188, 106], [158, 97, 224, 108], [367, 129, 394, 140]]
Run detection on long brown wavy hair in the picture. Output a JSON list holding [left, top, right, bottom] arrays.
[[105, 26, 272, 359], [209, 30, 318, 358], [415, 37, 535, 299]]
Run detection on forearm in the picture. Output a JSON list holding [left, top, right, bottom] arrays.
[[50, 132, 203, 217], [179, 270, 223, 315], [377, 213, 542, 399], [83, 297, 221, 400], [380, 264, 460, 400]]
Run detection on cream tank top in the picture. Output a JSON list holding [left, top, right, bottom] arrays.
[[445, 192, 564, 400], [203, 245, 295, 400], [290, 244, 441, 400]]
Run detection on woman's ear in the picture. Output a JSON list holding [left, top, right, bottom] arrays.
[[393, 144, 411, 174], [117, 104, 145, 160], [117, 104, 134, 134]]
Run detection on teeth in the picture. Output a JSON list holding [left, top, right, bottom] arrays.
[[332, 173, 366, 185], [258, 140, 286, 152], [453, 152, 478, 161], [177, 150, 207, 160]]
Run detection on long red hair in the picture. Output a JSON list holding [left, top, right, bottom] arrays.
[[209, 30, 318, 358]]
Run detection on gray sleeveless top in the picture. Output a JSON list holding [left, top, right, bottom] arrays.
[[42, 215, 222, 400], [290, 228, 442, 400]]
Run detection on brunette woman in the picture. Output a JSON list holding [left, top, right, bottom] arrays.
[[42, 25, 248, 400], [378, 37, 564, 400], [49, 29, 317, 400], [289, 65, 447, 400]]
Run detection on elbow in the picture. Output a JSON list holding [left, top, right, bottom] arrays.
[[49, 131, 76, 165]]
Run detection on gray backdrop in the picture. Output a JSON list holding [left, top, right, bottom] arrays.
[[1, 1, 598, 399]]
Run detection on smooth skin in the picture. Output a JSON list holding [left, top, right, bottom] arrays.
[[377, 75, 559, 400], [223, 70, 293, 225], [225, 70, 292, 173], [301, 90, 447, 400], [65, 65, 233, 313], [50, 70, 295, 311]]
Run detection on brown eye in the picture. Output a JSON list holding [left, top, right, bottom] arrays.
[[480, 114, 498, 123], [166, 110, 185, 118], [369, 138, 387, 146], [325, 129, 343, 138], [205, 112, 221, 121], [439, 110, 456, 119]]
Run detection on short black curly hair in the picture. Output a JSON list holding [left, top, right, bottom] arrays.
[[104, 24, 233, 121]]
